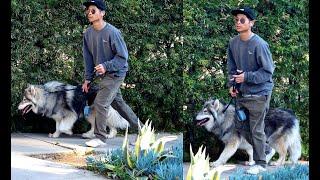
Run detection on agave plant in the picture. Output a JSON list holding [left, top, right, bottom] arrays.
[[186, 144, 222, 180], [122, 119, 178, 170], [86, 120, 182, 179]]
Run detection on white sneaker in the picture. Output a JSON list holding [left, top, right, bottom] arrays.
[[246, 165, 266, 175], [266, 148, 276, 164], [85, 138, 106, 148]]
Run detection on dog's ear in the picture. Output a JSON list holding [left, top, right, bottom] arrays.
[[212, 99, 220, 110], [30, 85, 36, 95]]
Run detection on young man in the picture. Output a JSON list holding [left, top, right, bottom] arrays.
[[227, 7, 275, 174], [82, 0, 140, 147]]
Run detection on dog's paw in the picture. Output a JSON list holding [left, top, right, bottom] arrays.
[[82, 132, 95, 139], [210, 161, 222, 167], [245, 161, 255, 166], [269, 161, 284, 166], [106, 134, 116, 139], [49, 132, 60, 138], [269, 161, 278, 166], [63, 130, 73, 136]]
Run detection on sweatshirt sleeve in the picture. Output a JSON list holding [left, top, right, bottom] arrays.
[[102, 30, 128, 72], [83, 35, 95, 81], [227, 42, 237, 87], [244, 42, 274, 84]]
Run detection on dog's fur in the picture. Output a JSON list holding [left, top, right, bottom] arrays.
[[195, 98, 301, 167], [18, 81, 129, 138]]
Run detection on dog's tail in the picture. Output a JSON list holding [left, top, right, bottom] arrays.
[[287, 118, 302, 164], [106, 107, 130, 129]]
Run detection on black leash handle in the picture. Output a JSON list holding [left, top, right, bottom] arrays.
[[86, 69, 98, 87], [222, 73, 242, 113]]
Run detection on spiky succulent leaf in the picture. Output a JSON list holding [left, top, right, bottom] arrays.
[[122, 126, 133, 169], [126, 140, 134, 169], [122, 126, 129, 150], [188, 144, 223, 180], [135, 134, 141, 158], [151, 135, 177, 154], [139, 120, 156, 150]]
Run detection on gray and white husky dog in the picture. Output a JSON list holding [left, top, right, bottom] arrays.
[[195, 98, 301, 167], [18, 81, 129, 139]]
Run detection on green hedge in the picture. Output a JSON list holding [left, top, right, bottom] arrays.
[[11, 0, 308, 160]]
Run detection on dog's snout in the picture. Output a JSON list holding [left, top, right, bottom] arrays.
[[193, 114, 199, 122]]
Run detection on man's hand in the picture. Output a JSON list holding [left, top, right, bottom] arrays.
[[229, 86, 238, 97], [232, 70, 244, 83], [82, 80, 91, 93], [95, 64, 106, 75]]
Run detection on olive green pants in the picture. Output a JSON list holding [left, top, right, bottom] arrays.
[[237, 94, 271, 167], [94, 75, 139, 142]]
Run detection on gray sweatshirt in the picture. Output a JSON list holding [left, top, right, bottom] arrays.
[[227, 34, 275, 96], [83, 23, 128, 81]]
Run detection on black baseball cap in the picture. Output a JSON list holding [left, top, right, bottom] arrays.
[[231, 7, 256, 20], [83, 0, 106, 11]]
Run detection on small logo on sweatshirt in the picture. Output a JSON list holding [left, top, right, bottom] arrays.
[[248, 50, 253, 55]]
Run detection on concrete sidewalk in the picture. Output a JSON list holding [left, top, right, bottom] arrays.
[[11, 132, 183, 180]]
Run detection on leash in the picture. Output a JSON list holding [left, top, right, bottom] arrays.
[[222, 76, 237, 113], [222, 97, 234, 113], [86, 69, 99, 88], [223, 73, 248, 122], [222, 71, 243, 113]]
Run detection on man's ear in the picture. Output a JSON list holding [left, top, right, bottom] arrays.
[[250, 20, 255, 27], [101, 10, 106, 17]]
